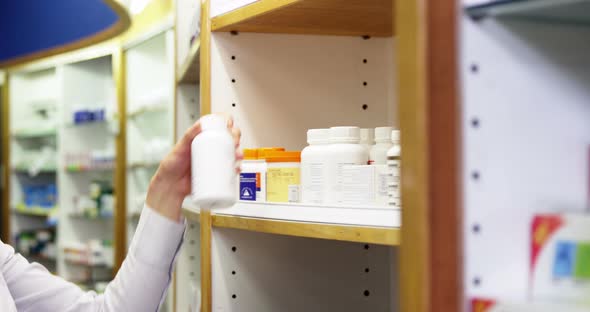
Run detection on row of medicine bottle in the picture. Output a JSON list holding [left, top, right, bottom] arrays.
[[301, 126, 400, 207]]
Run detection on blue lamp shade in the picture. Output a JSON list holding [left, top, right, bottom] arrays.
[[0, 0, 130, 68]]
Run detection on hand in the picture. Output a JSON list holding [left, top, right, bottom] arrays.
[[146, 114, 242, 222]]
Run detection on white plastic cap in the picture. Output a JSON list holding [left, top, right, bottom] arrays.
[[329, 126, 360, 144], [391, 130, 400, 143], [375, 126, 393, 142], [360, 128, 374, 144], [200, 114, 227, 131], [307, 129, 330, 144]]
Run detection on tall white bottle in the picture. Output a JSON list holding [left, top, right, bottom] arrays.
[[325, 127, 369, 204], [387, 130, 401, 207], [360, 128, 374, 155], [191, 114, 236, 209], [369, 126, 393, 165], [301, 129, 330, 204]]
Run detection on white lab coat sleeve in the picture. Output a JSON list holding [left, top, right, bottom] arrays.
[[2, 205, 185, 312]]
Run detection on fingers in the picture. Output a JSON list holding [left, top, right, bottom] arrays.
[[231, 127, 242, 147], [179, 120, 202, 149]]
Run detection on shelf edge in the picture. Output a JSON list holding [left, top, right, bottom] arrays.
[[211, 0, 301, 32], [211, 214, 400, 246]]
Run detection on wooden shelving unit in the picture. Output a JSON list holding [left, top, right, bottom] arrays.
[[211, 0, 394, 36], [177, 39, 201, 84]]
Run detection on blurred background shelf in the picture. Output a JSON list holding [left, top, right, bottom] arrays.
[[127, 104, 168, 118], [128, 161, 160, 169], [465, 0, 590, 24], [13, 166, 57, 174], [68, 213, 113, 221], [177, 39, 200, 84], [14, 204, 57, 217], [65, 165, 114, 173], [12, 127, 57, 139]]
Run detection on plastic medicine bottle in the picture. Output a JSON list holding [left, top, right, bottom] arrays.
[[301, 129, 330, 204], [325, 126, 369, 204], [369, 127, 393, 165], [239, 149, 267, 202], [191, 114, 236, 209], [266, 151, 301, 203], [387, 130, 401, 207], [360, 128, 374, 154]]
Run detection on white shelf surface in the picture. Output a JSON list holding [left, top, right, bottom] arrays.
[[214, 202, 400, 228]]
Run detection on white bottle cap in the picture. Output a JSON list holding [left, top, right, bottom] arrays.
[[329, 126, 360, 144], [391, 130, 400, 143], [374, 126, 393, 143], [200, 114, 227, 131], [307, 129, 330, 145], [360, 128, 374, 145]]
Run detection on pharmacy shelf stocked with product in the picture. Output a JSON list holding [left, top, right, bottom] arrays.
[[7, 67, 60, 267], [55, 54, 118, 290], [176, 0, 201, 84], [183, 0, 402, 310], [124, 28, 175, 248]]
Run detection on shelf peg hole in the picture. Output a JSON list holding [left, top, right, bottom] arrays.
[[473, 277, 481, 286], [470, 63, 479, 74], [471, 117, 480, 128], [363, 81, 368, 86], [232, 246, 237, 252], [472, 224, 481, 233], [232, 294, 237, 299], [364, 244, 370, 250], [362, 104, 368, 110], [363, 58, 367, 64], [364, 290, 370, 297], [232, 103, 236, 107], [364, 268, 370, 273], [232, 270, 236, 275], [231, 78, 236, 83], [231, 55, 236, 60], [471, 171, 480, 181]]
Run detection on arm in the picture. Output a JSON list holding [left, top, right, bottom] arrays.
[[3, 116, 241, 312], [2, 205, 183, 312]]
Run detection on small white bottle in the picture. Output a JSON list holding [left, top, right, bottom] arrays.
[[387, 130, 401, 207], [359, 128, 374, 154], [301, 129, 330, 204], [191, 114, 236, 209], [369, 127, 393, 165], [325, 127, 369, 204]]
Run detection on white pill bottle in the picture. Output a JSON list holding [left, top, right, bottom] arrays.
[[301, 128, 330, 204], [369, 126, 393, 165], [325, 126, 369, 204], [191, 114, 236, 209]]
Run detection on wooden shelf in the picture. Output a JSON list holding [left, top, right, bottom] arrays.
[[177, 39, 201, 84], [211, 0, 394, 37], [181, 196, 200, 222], [213, 214, 400, 246], [182, 202, 400, 245]]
